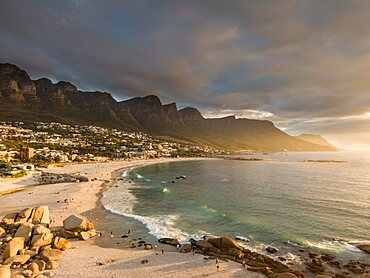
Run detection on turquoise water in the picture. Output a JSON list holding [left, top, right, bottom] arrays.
[[102, 151, 370, 259]]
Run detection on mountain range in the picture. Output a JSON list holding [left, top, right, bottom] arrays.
[[0, 63, 337, 152]]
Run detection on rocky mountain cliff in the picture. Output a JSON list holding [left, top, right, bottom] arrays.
[[0, 63, 337, 152]]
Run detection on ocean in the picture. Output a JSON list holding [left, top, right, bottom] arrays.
[[101, 151, 370, 259]]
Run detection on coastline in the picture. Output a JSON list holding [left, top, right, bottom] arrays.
[[1, 158, 369, 277], [1, 158, 264, 277]]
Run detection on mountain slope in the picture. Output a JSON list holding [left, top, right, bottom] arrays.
[[296, 134, 340, 150], [0, 63, 337, 152]]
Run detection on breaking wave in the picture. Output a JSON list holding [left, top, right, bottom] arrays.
[[102, 170, 193, 241]]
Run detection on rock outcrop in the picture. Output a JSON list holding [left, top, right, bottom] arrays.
[[186, 237, 305, 277], [0, 206, 88, 278], [158, 238, 180, 246], [39, 172, 90, 185], [63, 214, 95, 233], [354, 242, 370, 254]]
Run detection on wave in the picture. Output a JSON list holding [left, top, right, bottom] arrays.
[[102, 176, 195, 242], [286, 240, 304, 247], [121, 170, 129, 177], [302, 239, 362, 253], [235, 235, 251, 242], [132, 172, 151, 181], [202, 204, 217, 213]]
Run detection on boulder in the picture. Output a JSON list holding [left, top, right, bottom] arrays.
[[207, 236, 242, 252], [30, 246, 40, 253], [25, 250, 38, 258], [23, 270, 33, 277], [187, 239, 220, 255], [1, 212, 17, 225], [7, 221, 18, 228], [227, 247, 244, 259], [53, 236, 71, 250], [79, 229, 97, 241], [305, 261, 325, 275], [0, 265, 11, 278], [33, 224, 50, 235], [58, 229, 80, 239], [43, 245, 52, 251], [32, 206, 50, 224], [40, 249, 63, 262], [63, 214, 94, 232], [27, 262, 39, 276], [346, 264, 365, 274], [46, 260, 58, 270], [14, 223, 34, 242], [179, 244, 192, 253], [158, 238, 180, 246], [3, 254, 30, 265], [0, 227, 5, 238], [194, 240, 215, 250], [76, 175, 89, 182], [16, 208, 35, 222], [1, 237, 24, 259], [34, 259, 46, 271], [31, 232, 53, 247], [266, 246, 278, 254], [355, 243, 370, 254], [144, 244, 152, 250], [11, 270, 27, 278]]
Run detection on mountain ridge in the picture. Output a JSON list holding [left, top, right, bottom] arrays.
[[296, 134, 340, 151], [0, 62, 337, 152]]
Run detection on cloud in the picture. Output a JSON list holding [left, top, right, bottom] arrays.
[[0, 0, 370, 146]]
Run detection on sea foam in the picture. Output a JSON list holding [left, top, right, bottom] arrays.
[[303, 239, 362, 253], [102, 170, 194, 241]]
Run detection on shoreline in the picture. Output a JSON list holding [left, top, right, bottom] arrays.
[[1, 158, 369, 277], [2, 157, 262, 277]]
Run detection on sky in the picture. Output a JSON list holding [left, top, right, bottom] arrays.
[[0, 0, 369, 149]]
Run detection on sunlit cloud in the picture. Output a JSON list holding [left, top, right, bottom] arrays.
[[202, 109, 274, 120], [0, 0, 370, 147]]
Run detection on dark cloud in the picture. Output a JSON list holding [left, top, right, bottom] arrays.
[[0, 0, 369, 147]]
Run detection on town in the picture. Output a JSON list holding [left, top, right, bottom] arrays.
[[0, 121, 226, 178]]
